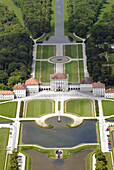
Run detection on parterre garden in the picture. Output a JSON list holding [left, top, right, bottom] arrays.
[[102, 100, 114, 116], [0, 128, 9, 170], [25, 100, 54, 117], [65, 99, 93, 117], [0, 102, 17, 118]]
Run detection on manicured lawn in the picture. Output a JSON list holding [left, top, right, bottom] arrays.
[[58, 101, 61, 111], [79, 61, 84, 79], [35, 62, 40, 81], [65, 99, 93, 116], [78, 44, 83, 58], [26, 100, 54, 117], [98, 0, 114, 21], [41, 62, 53, 82], [36, 45, 41, 59], [0, 117, 12, 122], [104, 152, 113, 170], [42, 45, 55, 59], [0, 0, 24, 26], [102, 100, 114, 116], [65, 45, 77, 58], [65, 62, 78, 82], [64, 0, 69, 34], [0, 128, 9, 170], [0, 102, 17, 118]]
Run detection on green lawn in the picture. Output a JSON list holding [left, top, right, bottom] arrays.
[[42, 45, 55, 58], [65, 99, 93, 116], [0, 0, 24, 26], [64, 0, 69, 34], [65, 62, 78, 82], [0, 128, 9, 170], [0, 117, 12, 122], [65, 45, 77, 58], [41, 62, 53, 82], [102, 100, 114, 116], [35, 62, 40, 81], [78, 44, 83, 58], [104, 152, 113, 170], [98, 0, 114, 21], [58, 101, 61, 111], [0, 102, 17, 118], [108, 53, 114, 62], [36, 45, 41, 59], [26, 100, 54, 117], [79, 61, 84, 79]]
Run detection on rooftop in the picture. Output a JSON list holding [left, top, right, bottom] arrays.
[[105, 88, 114, 93], [80, 77, 93, 84], [51, 73, 67, 79], [14, 83, 26, 90], [25, 77, 39, 85], [93, 82, 105, 88], [0, 90, 14, 95]]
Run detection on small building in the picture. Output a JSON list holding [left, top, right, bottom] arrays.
[[13, 83, 26, 98], [68, 82, 80, 90], [50, 73, 69, 92], [93, 82, 105, 97], [0, 90, 14, 99], [80, 77, 93, 92], [25, 77, 39, 95], [105, 88, 114, 98]]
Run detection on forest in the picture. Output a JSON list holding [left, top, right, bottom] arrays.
[[12, 0, 53, 38], [86, 4, 114, 86], [67, 0, 107, 38], [0, 0, 53, 90]]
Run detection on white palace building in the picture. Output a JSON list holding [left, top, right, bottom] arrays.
[[0, 74, 114, 99]]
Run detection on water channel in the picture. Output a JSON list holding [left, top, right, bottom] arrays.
[[24, 148, 94, 170], [21, 117, 97, 148], [43, 0, 75, 43]]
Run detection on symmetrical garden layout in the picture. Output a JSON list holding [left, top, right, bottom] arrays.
[[35, 44, 84, 83], [0, 95, 114, 169]]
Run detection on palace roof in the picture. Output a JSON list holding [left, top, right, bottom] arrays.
[[93, 82, 105, 88], [0, 90, 14, 95], [14, 83, 26, 90], [25, 77, 39, 85], [51, 73, 67, 79], [105, 88, 114, 93], [80, 77, 93, 84]]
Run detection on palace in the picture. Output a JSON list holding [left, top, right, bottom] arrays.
[[0, 74, 113, 99]]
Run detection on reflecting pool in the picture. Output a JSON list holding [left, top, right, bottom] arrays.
[[21, 117, 97, 148]]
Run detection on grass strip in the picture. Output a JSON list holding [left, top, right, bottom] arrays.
[[65, 45, 77, 58], [104, 152, 113, 170], [35, 62, 40, 81], [78, 44, 83, 58], [0, 128, 9, 170], [0, 102, 17, 118], [36, 45, 41, 59], [41, 62, 53, 82], [65, 62, 78, 82], [58, 101, 61, 111], [79, 60, 84, 80], [95, 100, 99, 116], [87, 151, 95, 170]]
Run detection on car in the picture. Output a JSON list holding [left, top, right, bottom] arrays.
[[108, 138, 111, 142], [107, 135, 110, 137], [106, 128, 109, 131], [108, 141, 111, 144]]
